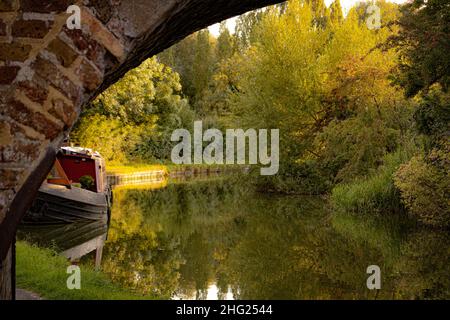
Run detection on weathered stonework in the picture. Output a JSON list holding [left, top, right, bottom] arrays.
[[0, 66, 20, 84], [0, 19, 6, 36], [0, 1, 14, 12], [19, 0, 72, 13], [17, 79, 49, 104], [12, 18, 54, 38], [0, 42, 32, 61], [47, 37, 78, 67], [0, 0, 284, 300]]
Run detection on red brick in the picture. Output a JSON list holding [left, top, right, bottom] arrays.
[[0, 121, 12, 145], [17, 79, 48, 104], [0, 42, 32, 62], [47, 37, 78, 68], [0, 19, 6, 36], [0, 0, 14, 12], [20, 0, 71, 13], [1, 139, 40, 164], [12, 19, 53, 39], [0, 117, 40, 142], [1, 99, 62, 139], [75, 59, 102, 92], [33, 56, 80, 103], [48, 98, 77, 126], [0, 169, 24, 189], [0, 66, 20, 85], [64, 27, 105, 70]]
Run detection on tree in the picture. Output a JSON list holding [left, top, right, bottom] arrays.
[[329, 0, 343, 25], [386, 0, 450, 228], [387, 0, 450, 97], [158, 35, 197, 99], [158, 30, 217, 115], [192, 30, 216, 112], [73, 58, 193, 163], [216, 22, 235, 61], [72, 114, 145, 163], [86, 58, 189, 127], [234, 9, 265, 51]]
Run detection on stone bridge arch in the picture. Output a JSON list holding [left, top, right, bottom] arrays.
[[0, 0, 284, 299]]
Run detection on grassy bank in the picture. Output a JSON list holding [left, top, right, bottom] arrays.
[[330, 151, 410, 214], [107, 163, 168, 175], [16, 241, 151, 300], [107, 163, 246, 175]]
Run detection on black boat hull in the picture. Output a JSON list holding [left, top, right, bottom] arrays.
[[23, 183, 110, 225]]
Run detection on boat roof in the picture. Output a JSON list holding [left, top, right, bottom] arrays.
[[60, 146, 103, 160]]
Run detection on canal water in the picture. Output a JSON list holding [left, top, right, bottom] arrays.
[[18, 175, 449, 299]]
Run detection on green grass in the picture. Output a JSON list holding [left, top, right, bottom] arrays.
[[330, 151, 409, 214], [16, 241, 151, 300]]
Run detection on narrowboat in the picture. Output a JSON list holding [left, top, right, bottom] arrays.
[[23, 147, 112, 225]]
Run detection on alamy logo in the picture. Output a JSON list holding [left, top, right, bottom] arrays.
[[66, 5, 81, 30], [67, 265, 81, 290], [171, 121, 279, 175], [366, 4, 381, 30], [366, 265, 381, 290]]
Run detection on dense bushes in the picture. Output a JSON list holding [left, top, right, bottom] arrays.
[[72, 114, 147, 163], [384, 0, 450, 227], [394, 143, 450, 227]]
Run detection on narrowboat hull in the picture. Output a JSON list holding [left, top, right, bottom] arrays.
[[23, 183, 110, 225]]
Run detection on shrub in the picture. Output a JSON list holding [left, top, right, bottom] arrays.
[[394, 148, 450, 227], [79, 175, 95, 190]]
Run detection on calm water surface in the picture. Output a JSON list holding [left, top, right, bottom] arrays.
[[19, 175, 450, 299]]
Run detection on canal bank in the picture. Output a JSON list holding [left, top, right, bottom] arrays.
[[15, 241, 150, 300]]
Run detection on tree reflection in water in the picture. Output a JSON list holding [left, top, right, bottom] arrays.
[[98, 175, 449, 299]]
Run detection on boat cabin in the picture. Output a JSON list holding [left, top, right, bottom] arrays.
[[48, 147, 108, 194]]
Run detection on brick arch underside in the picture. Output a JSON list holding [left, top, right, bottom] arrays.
[[0, 0, 284, 299]]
